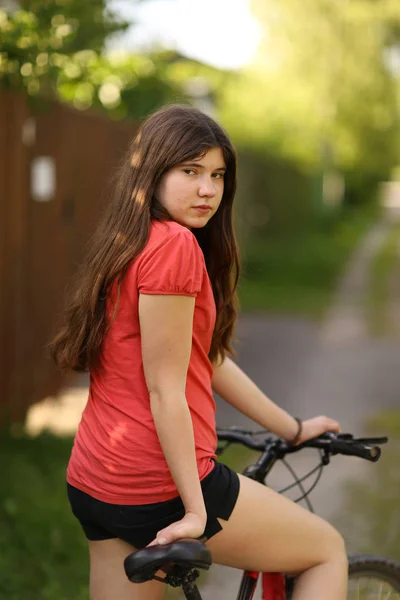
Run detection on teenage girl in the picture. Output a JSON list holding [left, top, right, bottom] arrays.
[[50, 104, 347, 600]]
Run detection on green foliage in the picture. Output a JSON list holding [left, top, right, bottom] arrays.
[[163, 54, 234, 102], [338, 410, 400, 559], [0, 0, 127, 89], [239, 205, 378, 315], [54, 49, 188, 119], [235, 147, 318, 240], [221, 0, 400, 194], [0, 2, 185, 119], [3, 0, 127, 54]]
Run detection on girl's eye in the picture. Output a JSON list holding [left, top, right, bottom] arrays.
[[213, 172, 224, 179], [183, 169, 195, 175]]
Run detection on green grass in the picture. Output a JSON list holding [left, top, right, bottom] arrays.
[[239, 206, 378, 317], [0, 432, 88, 600], [368, 219, 400, 335], [217, 442, 257, 474], [336, 410, 400, 559]]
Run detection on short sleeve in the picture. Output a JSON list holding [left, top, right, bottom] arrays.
[[138, 229, 204, 296]]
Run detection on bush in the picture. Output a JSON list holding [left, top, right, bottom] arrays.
[[239, 205, 378, 315]]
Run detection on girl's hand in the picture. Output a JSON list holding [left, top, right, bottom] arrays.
[[147, 511, 207, 547], [297, 416, 340, 444]]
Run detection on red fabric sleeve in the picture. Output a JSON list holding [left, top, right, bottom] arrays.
[[138, 229, 204, 296]]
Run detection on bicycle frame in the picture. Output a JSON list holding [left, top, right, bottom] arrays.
[[181, 476, 293, 598], [205, 437, 302, 600], [137, 432, 387, 600], [210, 430, 385, 600], [261, 573, 288, 600], [181, 571, 289, 600], [212, 439, 290, 600], [238, 571, 287, 600]]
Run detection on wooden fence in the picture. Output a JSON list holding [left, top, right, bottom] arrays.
[[0, 90, 137, 424]]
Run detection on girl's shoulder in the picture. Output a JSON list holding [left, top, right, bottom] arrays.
[[133, 220, 205, 296], [143, 220, 200, 256], [149, 219, 193, 244]]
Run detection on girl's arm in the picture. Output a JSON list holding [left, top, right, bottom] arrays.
[[139, 293, 206, 545], [212, 357, 340, 443]]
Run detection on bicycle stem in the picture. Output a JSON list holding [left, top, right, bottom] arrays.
[[243, 440, 279, 482]]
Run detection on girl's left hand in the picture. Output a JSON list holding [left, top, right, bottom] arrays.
[[297, 416, 340, 444]]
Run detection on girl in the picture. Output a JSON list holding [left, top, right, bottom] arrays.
[[50, 104, 347, 600]]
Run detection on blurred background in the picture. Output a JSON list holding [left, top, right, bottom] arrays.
[[0, 0, 400, 597]]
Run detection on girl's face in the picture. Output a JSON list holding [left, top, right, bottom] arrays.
[[155, 147, 226, 228]]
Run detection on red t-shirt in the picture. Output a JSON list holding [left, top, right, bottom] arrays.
[[67, 220, 217, 504]]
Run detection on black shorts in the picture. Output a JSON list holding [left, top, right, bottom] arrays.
[[67, 461, 240, 549]]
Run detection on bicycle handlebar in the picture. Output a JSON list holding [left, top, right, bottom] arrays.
[[217, 428, 265, 450], [216, 428, 388, 463], [297, 435, 383, 462]]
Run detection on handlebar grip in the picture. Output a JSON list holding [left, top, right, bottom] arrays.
[[331, 440, 381, 462]]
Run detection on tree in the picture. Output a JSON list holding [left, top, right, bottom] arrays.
[[0, 0, 128, 89], [0, 1, 186, 119], [221, 0, 400, 190]]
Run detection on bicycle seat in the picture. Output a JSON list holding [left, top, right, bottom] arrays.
[[124, 539, 212, 583]]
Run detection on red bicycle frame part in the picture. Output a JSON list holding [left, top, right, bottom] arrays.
[[239, 571, 286, 600], [262, 573, 286, 600], [240, 572, 259, 599]]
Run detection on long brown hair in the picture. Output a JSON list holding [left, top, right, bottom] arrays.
[[49, 104, 239, 370]]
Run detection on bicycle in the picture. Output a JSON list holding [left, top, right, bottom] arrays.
[[124, 429, 400, 599]]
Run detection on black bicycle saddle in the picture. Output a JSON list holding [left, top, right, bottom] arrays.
[[124, 539, 212, 583]]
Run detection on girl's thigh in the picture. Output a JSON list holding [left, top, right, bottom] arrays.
[[88, 538, 165, 600], [206, 474, 346, 574]]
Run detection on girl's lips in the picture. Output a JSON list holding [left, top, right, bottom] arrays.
[[193, 205, 212, 213]]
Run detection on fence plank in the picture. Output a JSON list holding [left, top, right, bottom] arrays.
[[0, 90, 137, 423]]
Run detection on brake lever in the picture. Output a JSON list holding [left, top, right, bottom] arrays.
[[318, 432, 353, 441]]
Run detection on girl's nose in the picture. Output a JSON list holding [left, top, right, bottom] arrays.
[[198, 177, 216, 198]]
